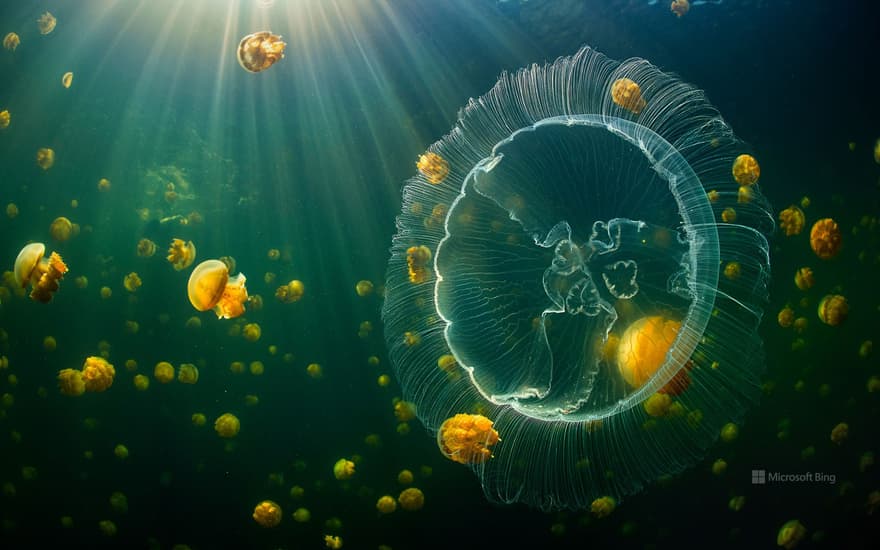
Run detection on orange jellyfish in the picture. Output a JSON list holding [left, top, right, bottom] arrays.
[[3, 33, 20, 51], [817, 294, 848, 326], [406, 245, 432, 284], [732, 154, 760, 186], [136, 238, 157, 257], [416, 152, 450, 184], [610, 78, 646, 114], [237, 31, 286, 73], [616, 316, 681, 388], [81, 356, 115, 392], [36, 148, 55, 170], [793, 267, 814, 290], [437, 413, 500, 465], [167, 238, 196, 270], [37, 12, 57, 35], [13, 243, 68, 303], [275, 279, 304, 303], [252, 500, 282, 527], [778, 206, 805, 236], [670, 0, 690, 17], [0, 110, 9, 129], [61, 72, 73, 88], [809, 218, 842, 259], [49, 217, 73, 242], [187, 259, 248, 319]]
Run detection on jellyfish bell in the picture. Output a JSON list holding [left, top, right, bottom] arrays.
[[382, 47, 773, 509], [187, 259, 248, 319], [14, 243, 46, 287], [13, 242, 68, 302], [237, 31, 286, 73]]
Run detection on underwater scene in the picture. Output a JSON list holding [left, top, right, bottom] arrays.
[[1, 0, 879, 548]]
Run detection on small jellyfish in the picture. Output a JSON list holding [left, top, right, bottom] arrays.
[[777, 306, 795, 328], [292, 508, 311, 522], [397, 469, 414, 485], [177, 364, 199, 384], [123, 272, 142, 292], [37, 12, 57, 35], [778, 206, 805, 236], [49, 217, 74, 242], [214, 413, 240, 438], [167, 238, 196, 270], [777, 519, 806, 549], [670, 0, 690, 17], [306, 363, 322, 378], [237, 31, 286, 73], [793, 267, 813, 290], [133, 374, 149, 391], [437, 413, 500, 465], [416, 152, 450, 184], [61, 72, 73, 89], [611, 78, 646, 114], [617, 316, 681, 388], [406, 245, 431, 284], [57, 369, 85, 396], [154, 361, 175, 383], [394, 400, 417, 422], [242, 322, 261, 341], [590, 496, 616, 518], [376, 495, 397, 514], [187, 259, 248, 319], [830, 422, 849, 445], [817, 294, 848, 326], [809, 218, 842, 259], [114, 444, 129, 460], [355, 280, 374, 297], [333, 458, 355, 480], [732, 154, 760, 186], [275, 279, 304, 303], [253, 500, 282, 527], [36, 148, 55, 170], [97, 178, 111, 192], [3, 33, 20, 51], [397, 487, 424, 511], [0, 110, 9, 129], [137, 238, 157, 257], [324, 535, 343, 549], [14, 243, 68, 303], [82, 356, 115, 392]]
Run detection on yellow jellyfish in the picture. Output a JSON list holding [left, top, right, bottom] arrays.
[[49, 217, 73, 242], [670, 0, 690, 17], [82, 356, 115, 392], [242, 323, 261, 342], [306, 363, 322, 379], [214, 413, 240, 438], [777, 306, 795, 328], [275, 279, 304, 303], [406, 245, 432, 284], [0, 110, 10, 129], [57, 368, 85, 396], [778, 206, 805, 236], [14, 243, 68, 303], [324, 535, 343, 549], [36, 148, 55, 170], [237, 31, 286, 73], [333, 458, 355, 480], [590, 496, 616, 518], [437, 413, 500, 465], [37, 12, 57, 35], [187, 259, 248, 319], [793, 267, 814, 290], [61, 72, 73, 89], [154, 361, 175, 383], [723, 261, 741, 280], [123, 272, 142, 292], [397, 487, 424, 511], [97, 178, 111, 192], [3, 33, 20, 52], [732, 154, 760, 186], [177, 363, 199, 384], [721, 207, 737, 223], [133, 374, 149, 391], [809, 218, 842, 259], [817, 294, 848, 326], [777, 519, 806, 549], [136, 238, 156, 257], [292, 507, 311, 522], [98, 520, 117, 537], [167, 238, 196, 270], [610, 78, 646, 114], [5, 202, 17, 218], [397, 469, 414, 485], [616, 316, 681, 388], [43, 336, 57, 351], [355, 279, 374, 297], [416, 152, 450, 184], [830, 422, 849, 445], [252, 500, 282, 527], [266, 248, 280, 260], [376, 495, 397, 514], [114, 444, 129, 460]]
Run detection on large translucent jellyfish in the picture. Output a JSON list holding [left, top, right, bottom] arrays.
[[382, 47, 773, 510]]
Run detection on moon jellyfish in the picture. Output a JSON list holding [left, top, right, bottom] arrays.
[[382, 47, 773, 509]]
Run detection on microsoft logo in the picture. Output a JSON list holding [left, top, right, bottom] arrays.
[[751, 469, 766, 484]]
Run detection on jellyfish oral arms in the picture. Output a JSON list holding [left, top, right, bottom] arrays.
[[187, 259, 248, 319], [14, 243, 68, 303], [382, 46, 772, 509], [237, 31, 286, 73]]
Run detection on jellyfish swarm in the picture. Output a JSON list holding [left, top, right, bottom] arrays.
[[382, 47, 773, 510]]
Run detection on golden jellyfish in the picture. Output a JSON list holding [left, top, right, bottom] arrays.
[[167, 238, 196, 270], [136, 238, 156, 258], [670, 0, 690, 17], [306, 363, 322, 378], [57, 369, 85, 396], [61, 72, 73, 89], [14, 242, 68, 303], [723, 261, 741, 280], [778, 206, 805, 236], [591, 496, 616, 518], [777, 306, 795, 328], [0, 110, 9, 129], [49, 217, 73, 242], [275, 279, 304, 303], [3, 33, 20, 52], [187, 259, 248, 319], [192, 413, 206, 426], [267, 248, 280, 260], [123, 272, 142, 292], [394, 400, 417, 422], [721, 207, 737, 223], [133, 374, 149, 391], [793, 267, 814, 290], [114, 444, 129, 460], [97, 178, 111, 192], [643, 392, 672, 417], [397, 469, 414, 485], [376, 495, 397, 514], [242, 323, 261, 342], [36, 148, 55, 170], [324, 535, 343, 549], [37, 12, 57, 35], [292, 507, 311, 523], [437, 413, 500, 465], [237, 31, 286, 73], [333, 458, 355, 480], [397, 487, 424, 511], [5, 203, 16, 218], [616, 316, 681, 388], [777, 519, 806, 549], [214, 413, 240, 438], [177, 363, 199, 384], [154, 361, 175, 383], [355, 279, 374, 297], [416, 152, 450, 184], [82, 356, 115, 392], [43, 336, 57, 351], [817, 294, 848, 326], [732, 154, 760, 186], [406, 245, 432, 284], [100, 286, 112, 299], [809, 218, 842, 259], [253, 500, 282, 527], [610, 78, 646, 114]]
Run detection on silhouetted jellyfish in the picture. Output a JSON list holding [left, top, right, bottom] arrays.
[[382, 47, 773, 510]]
